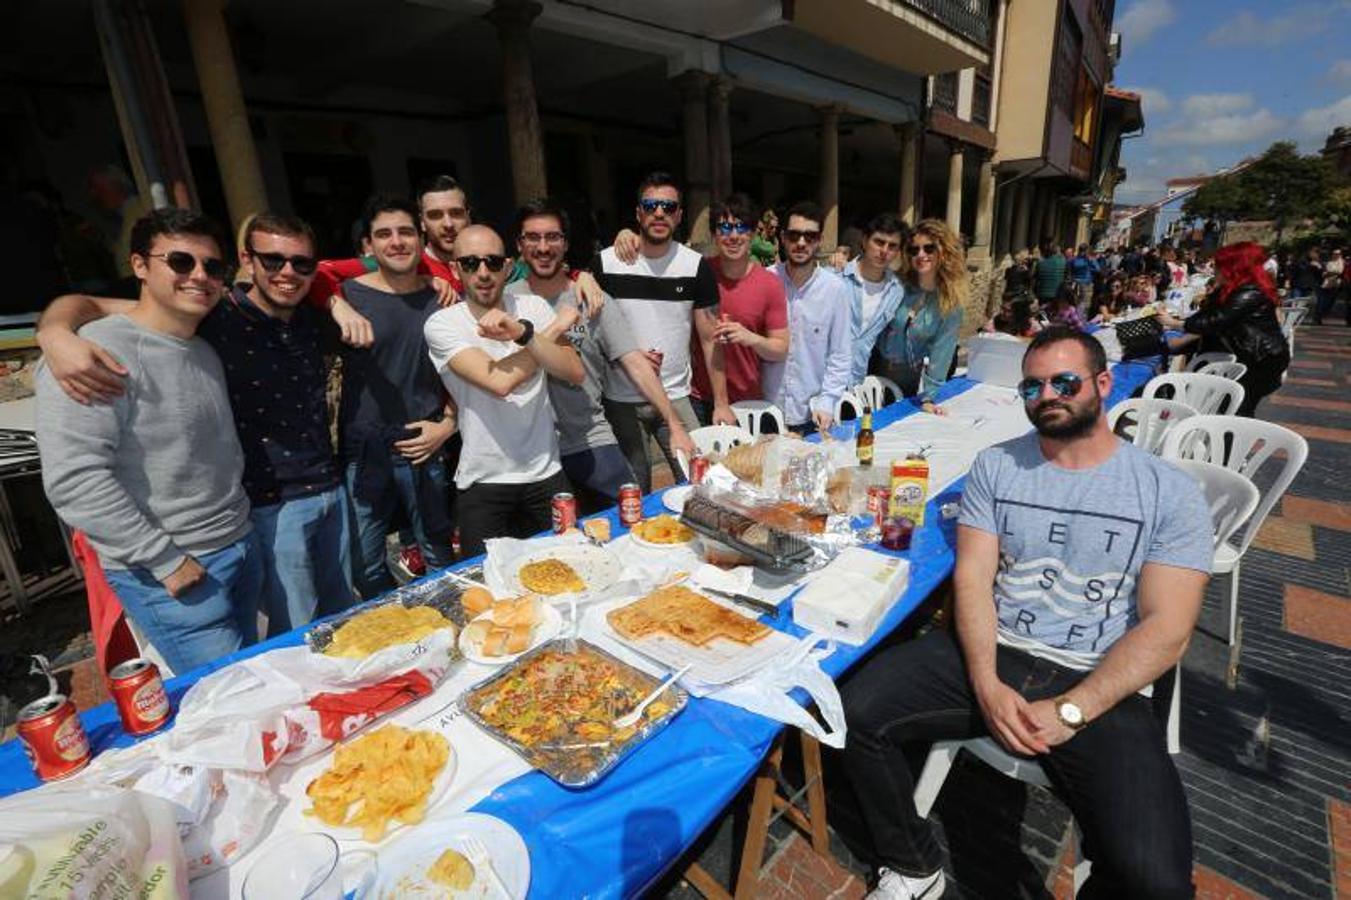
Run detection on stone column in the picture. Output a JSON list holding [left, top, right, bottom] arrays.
[[1075, 208, 1091, 247], [182, 0, 267, 229], [487, 0, 548, 205], [676, 70, 713, 249], [970, 155, 996, 257], [1012, 181, 1032, 253], [945, 143, 964, 235], [895, 122, 919, 226], [818, 104, 841, 251], [708, 76, 734, 202]]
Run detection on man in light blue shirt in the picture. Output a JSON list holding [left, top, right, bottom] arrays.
[[762, 201, 853, 432], [840, 213, 907, 384]]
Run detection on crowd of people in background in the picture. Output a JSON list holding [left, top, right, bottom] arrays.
[[31, 172, 971, 673]]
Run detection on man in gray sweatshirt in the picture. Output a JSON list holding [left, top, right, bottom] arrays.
[[36, 209, 260, 674]]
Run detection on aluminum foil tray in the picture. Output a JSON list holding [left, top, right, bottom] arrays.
[[304, 565, 487, 653], [461, 638, 687, 788]]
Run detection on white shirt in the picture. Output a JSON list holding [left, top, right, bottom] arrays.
[[858, 275, 888, 335], [424, 294, 561, 490]]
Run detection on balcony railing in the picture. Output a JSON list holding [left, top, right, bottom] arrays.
[[972, 72, 992, 127], [931, 72, 958, 114], [902, 0, 992, 47]]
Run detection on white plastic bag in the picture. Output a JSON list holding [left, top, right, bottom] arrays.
[[0, 783, 190, 898], [707, 634, 848, 748]]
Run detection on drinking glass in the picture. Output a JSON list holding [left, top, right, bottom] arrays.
[[242, 832, 343, 900]]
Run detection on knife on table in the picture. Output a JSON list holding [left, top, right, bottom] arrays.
[[700, 587, 780, 616]]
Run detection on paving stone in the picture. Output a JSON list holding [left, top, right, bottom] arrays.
[[1252, 516, 1316, 560], [1281, 495, 1351, 532], [1283, 583, 1351, 650]]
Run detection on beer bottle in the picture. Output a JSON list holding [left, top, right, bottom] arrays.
[[857, 407, 875, 467]]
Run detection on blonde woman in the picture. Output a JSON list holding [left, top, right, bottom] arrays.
[[876, 218, 968, 411]]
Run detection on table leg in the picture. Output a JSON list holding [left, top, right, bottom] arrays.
[[732, 739, 782, 900], [800, 731, 830, 855], [0, 482, 30, 615]]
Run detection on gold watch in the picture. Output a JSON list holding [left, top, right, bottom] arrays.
[[1054, 695, 1087, 731]]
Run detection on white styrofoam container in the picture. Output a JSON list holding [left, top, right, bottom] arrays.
[[792, 548, 911, 645], [964, 334, 1029, 387]]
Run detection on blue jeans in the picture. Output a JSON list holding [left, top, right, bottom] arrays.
[[841, 628, 1191, 897], [345, 458, 454, 598], [561, 444, 637, 514], [251, 486, 356, 637], [104, 533, 264, 674]]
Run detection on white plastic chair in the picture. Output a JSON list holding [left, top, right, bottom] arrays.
[[834, 390, 865, 423], [1280, 307, 1305, 367], [1107, 397, 1197, 455], [1143, 371, 1245, 416], [850, 375, 904, 412], [730, 401, 786, 437], [1184, 351, 1236, 373], [676, 424, 755, 479], [1161, 415, 1309, 645], [1195, 360, 1247, 382]]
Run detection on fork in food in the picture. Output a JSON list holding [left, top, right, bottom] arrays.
[[613, 664, 692, 729], [463, 836, 512, 898]]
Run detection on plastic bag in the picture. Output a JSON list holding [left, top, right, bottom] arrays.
[[0, 783, 190, 898], [707, 634, 847, 748]]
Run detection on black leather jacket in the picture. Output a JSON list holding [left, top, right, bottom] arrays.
[[1183, 284, 1289, 369]]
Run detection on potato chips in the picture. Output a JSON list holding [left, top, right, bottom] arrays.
[[322, 604, 453, 658], [304, 724, 450, 841]]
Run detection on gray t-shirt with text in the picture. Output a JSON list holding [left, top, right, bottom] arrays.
[[504, 280, 638, 455], [959, 433, 1214, 670]]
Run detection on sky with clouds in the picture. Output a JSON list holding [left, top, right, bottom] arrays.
[[1111, 0, 1351, 203]]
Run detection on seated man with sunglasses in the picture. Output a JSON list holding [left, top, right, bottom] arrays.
[[841, 327, 1213, 899], [424, 225, 584, 558], [35, 213, 357, 637], [36, 209, 263, 673]]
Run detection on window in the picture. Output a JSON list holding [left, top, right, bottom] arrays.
[[1051, 8, 1083, 113], [1073, 67, 1099, 145]]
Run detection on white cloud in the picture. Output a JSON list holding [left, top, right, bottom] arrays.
[[1328, 60, 1351, 82], [1293, 94, 1351, 137], [1116, 0, 1176, 48], [1179, 93, 1253, 118], [1114, 151, 1212, 202], [1205, 5, 1331, 47], [1120, 86, 1171, 116], [1150, 93, 1281, 146]]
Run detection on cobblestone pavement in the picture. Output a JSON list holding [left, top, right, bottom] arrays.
[[659, 322, 1351, 900]]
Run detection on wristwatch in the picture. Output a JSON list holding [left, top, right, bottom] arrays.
[[1054, 696, 1087, 731], [513, 318, 535, 346]]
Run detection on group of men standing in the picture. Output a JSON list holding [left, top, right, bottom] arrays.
[[33, 170, 921, 673]]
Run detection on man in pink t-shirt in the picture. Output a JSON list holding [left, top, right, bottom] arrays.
[[690, 193, 789, 425]]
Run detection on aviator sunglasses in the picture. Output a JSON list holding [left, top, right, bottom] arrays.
[[247, 245, 317, 276], [1016, 372, 1087, 403], [715, 221, 753, 236], [639, 198, 680, 215], [147, 251, 229, 281], [909, 242, 939, 257], [455, 254, 509, 273]]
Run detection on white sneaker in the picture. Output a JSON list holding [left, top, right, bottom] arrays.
[[866, 867, 946, 899]]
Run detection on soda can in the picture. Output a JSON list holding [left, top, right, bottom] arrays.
[[17, 694, 90, 782], [618, 483, 643, 527], [551, 492, 577, 534], [689, 452, 709, 485], [109, 658, 171, 736], [866, 484, 890, 526]]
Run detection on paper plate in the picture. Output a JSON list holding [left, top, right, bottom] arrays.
[[628, 517, 698, 550], [507, 544, 622, 596], [458, 603, 563, 666], [662, 484, 693, 514], [277, 732, 458, 846], [359, 812, 530, 899]]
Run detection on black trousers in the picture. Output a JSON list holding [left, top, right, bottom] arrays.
[[456, 470, 572, 559], [840, 628, 1194, 899]]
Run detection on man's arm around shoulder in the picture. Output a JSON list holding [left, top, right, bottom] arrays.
[[37, 294, 138, 405]]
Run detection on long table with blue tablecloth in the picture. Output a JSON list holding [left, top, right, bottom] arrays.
[[0, 363, 1157, 898]]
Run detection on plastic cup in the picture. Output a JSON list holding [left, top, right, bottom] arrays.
[[242, 832, 342, 900], [880, 516, 915, 551]]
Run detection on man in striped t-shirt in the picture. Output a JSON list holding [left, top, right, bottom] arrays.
[[592, 172, 718, 491]]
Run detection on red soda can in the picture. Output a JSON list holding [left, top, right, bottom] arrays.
[[17, 694, 90, 782], [866, 484, 890, 526], [618, 483, 643, 527], [109, 658, 171, 735], [689, 451, 709, 485], [451, 527, 462, 559], [551, 492, 577, 534]]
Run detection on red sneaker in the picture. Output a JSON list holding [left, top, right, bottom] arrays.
[[397, 544, 426, 578]]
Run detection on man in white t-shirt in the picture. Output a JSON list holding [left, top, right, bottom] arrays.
[[423, 225, 584, 558]]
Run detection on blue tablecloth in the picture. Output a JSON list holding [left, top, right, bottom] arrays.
[[0, 366, 1157, 898]]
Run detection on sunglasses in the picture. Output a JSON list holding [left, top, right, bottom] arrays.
[[715, 221, 753, 236], [909, 242, 939, 257], [455, 254, 509, 273], [147, 251, 229, 281], [1016, 372, 1086, 403], [247, 245, 317, 276], [783, 228, 821, 244], [639, 198, 680, 215]]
